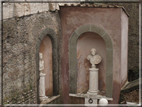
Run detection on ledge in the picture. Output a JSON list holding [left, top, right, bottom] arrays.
[[69, 93, 113, 100], [40, 95, 60, 104]]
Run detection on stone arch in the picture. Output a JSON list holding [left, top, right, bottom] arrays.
[[36, 28, 58, 102], [69, 24, 113, 98]]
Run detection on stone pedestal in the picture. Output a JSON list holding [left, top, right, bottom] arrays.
[[87, 68, 99, 95], [85, 98, 97, 104], [39, 72, 47, 101]]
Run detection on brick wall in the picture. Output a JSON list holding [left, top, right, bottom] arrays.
[[2, 10, 61, 104]]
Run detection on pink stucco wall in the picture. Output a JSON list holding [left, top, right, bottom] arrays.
[[39, 36, 53, 96], [60, 7, 128, 104], [121, 10, 128, 87]]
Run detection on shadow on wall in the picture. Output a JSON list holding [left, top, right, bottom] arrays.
[[128, 66, 139, 82], [39, 35, 53, 96]]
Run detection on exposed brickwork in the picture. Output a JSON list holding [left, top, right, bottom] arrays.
[[2, 11, 61, 104]]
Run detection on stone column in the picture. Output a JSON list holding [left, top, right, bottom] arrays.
[[39, 72, 47, 101], [87, 68, 99, 95]]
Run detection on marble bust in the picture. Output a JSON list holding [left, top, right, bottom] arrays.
[[39, 53, 44, 71], [87, 48, 102, 68]]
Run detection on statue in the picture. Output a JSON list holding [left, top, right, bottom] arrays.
[[87, 48, 102, 68], [39, 53, 44, 72], [39, 52, 47, 101]]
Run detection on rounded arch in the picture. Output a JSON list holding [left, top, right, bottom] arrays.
[[36, 28, 58, 103], [69, 24, 113, 98]]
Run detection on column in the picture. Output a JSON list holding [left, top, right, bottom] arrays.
[[39, 72, 47, 101], [87, 68, 99, 95]]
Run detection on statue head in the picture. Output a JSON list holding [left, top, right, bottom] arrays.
[[91, 48, 96, 56], [39, 53, 43, 59]]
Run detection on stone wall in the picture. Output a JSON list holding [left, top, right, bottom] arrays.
[[119, 79, 141, 104], [2, 10, 61, 104], [2, 0, 81, 19], [0, 0, 79, 105]]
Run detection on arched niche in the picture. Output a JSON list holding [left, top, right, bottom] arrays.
[[39, 35, 53, 96], [36, 28, 58, 103], [77, 32, 106, 95], [69, 24, 113, 98]]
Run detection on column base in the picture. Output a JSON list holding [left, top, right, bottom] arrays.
[[40, 96, 48, 101], [89, 68, 99, 71], [40, 72, 46, 76], [87, 90, 99, 95]]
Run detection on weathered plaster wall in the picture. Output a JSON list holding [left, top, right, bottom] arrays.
[[106, 2, 139, 79], [2, 10, 61, 104], [121, 9, 128, 87], [39, 35, 53, 96], [77, 32, 106, 93], [60, 7, 124, 104]]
